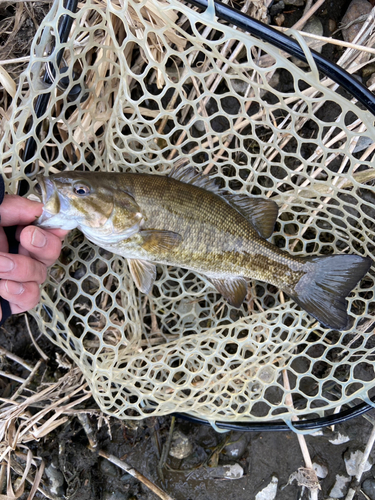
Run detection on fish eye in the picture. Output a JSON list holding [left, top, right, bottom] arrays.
[[73, 184, 91, 196]]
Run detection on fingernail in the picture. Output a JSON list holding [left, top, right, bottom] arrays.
[[31, 227, 47, 248], [5, 280, 24, 295], [0, 256, 15, 272]]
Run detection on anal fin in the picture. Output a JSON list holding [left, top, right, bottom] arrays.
[[128, 259, 156, 294], [206, 276, 247, 308]]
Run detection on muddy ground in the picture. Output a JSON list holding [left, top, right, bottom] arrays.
[[1, 0, 375, 499], [3, 314, 375, 500]]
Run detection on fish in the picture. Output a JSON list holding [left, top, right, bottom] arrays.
[[36, 167, 372, 331]]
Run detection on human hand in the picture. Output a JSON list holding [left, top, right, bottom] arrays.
[[0, 195, 68, 322]]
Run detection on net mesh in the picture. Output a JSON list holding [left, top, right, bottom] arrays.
[[1, 0, 375, 425]]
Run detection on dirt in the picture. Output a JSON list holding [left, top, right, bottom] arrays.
[[4, 311, 375, 500], [1, 0, 375, 499]]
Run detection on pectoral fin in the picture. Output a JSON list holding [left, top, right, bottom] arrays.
[[140, 230, 182, 253], [206, 276, 247, 308], [128, 259, 156, 294]]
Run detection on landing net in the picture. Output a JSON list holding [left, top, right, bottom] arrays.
[[1, 0, 375, 425]]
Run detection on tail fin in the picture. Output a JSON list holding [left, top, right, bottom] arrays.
[[291, 254, 372, 330]]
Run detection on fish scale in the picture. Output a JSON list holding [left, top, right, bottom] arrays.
[[81, 172, 303, 284]]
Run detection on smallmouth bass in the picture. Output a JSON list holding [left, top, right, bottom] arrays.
[[36, 167, 372, 330]]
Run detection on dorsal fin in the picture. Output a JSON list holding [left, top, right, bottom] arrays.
[[169, 166, 278, 239], [168, 166, 221, 194], [225, 194, 279, 239]]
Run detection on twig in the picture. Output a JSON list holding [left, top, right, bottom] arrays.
[[97, 449, 175, 500], [273, 26, 375, 55], [24, 313, 49, 362], [283, 370, 319, 499], [0, 56, 30, 65], [0, 347, 33, 371], [292, 0, 327, 31], [77, 413, 98, 448], [158, 416, 175, 480], [9, 359, 42, 402], [0, 370, 26, 384], [345, 425, 375, 500]]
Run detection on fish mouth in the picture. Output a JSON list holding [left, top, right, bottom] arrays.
[[35, 175, 61, 227], [35, 174, 56, 204]]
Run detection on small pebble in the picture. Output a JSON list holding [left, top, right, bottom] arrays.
[[231, 69, 279, 96], [328, 19, 337, 33], [208, 463, 244, 479], [270, 1, 285, 16], [342, 0, 372, 43], [275, 14, 285, 26], [302, 16, 324, 53], [328, 431, 350, 445], [312, 456, 328, 479], [45, 463, 64, 495], [99, 458, 118, 477], [223, 463, 244, 479], [182, 445, 208, 469], [353, 135, 374, 153], [169, 430, 193, 459], [329, 474, 351, 498], [259, 73, 280, 98], [223, 433, 249, 459], [367, 73, 375, 88], [310, 429, 324, 437], [194, 119, 206, 133], [362, 64, 375, 79], [303, 16, 323, 36], [362, 478, 375, 500], [344, 449, 372, 476], [255, 475, 278, 500], [292, 16, 324, 67], [120, 473, 132, 483]]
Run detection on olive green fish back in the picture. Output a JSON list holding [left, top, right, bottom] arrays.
[[1, 0, 375, 428]]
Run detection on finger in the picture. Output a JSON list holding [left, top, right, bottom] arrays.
[[19, 226, 64, 267], [48, 228, 70, 240], [0, 253, 47, 284], [0, 227, 9, 253], [0, 195, 43, 227], [16, 226, 69, 242], [0, 280, 40, 315]]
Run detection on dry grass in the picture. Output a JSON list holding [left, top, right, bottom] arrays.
[[0, 340, 92, 498]]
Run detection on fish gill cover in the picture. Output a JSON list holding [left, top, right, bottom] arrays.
[[0, 0, 374, 426]]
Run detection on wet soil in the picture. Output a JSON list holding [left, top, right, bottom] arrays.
[[4, 311, 375, 499]]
